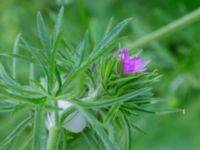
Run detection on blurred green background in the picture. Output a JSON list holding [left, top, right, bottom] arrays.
[[0, 0, 200, 149]]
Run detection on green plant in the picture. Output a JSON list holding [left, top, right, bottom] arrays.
[[0, 6, 199, 150]]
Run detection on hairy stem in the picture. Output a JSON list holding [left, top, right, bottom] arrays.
[[129, 7, 200, 53], [47, 102, 60, 150], [32, 105, 47, 150], [47, 126, 60, 150]]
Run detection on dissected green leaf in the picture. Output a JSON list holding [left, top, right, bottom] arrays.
[[123, 115, 132, 150], [21, 38, 49, 77], [60, 18, 132, 92], [72, 88, 151, 108], [12, 33, 21, 79], [104, 17, 114, 36], [0, 53, 36, 63], [37, 12, 50, 51], [74, 105, 119, 150], [54, 6, 64, 40], [0, 115, 32, 149], [103, 104, 120, 123], [79, 31, 88, 63]]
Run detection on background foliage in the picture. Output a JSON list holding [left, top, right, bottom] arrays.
[[0, 0, 200, 150]]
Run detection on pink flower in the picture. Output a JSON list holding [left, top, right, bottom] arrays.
[[118, 48, 146, 74]]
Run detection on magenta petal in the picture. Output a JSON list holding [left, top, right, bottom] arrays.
[[118, 50, 123, 58], [123, 57, 146, 74], [130, 57, 145, 71], [117, 48, 146, 74], [122, 48, 129, 60], [122, 60, 136, 74]]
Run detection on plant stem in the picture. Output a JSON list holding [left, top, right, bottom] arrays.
[[32, 105, 47, 150], [47, 126, 60, 150], [129, 7, 200, 53]]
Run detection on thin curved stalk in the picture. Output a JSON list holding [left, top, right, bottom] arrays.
[[129, 7, 200, 53]]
